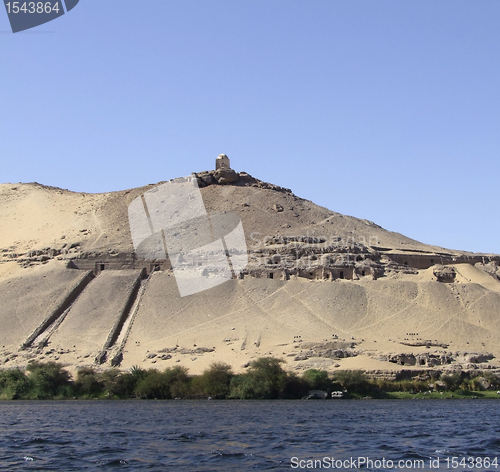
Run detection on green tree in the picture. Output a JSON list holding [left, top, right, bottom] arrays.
[[110, 372, 137, 398], [198, 362, 233, 398], [134, 366, 190, 399], [280, 372, 309, 399], [164, 366, 191, 398], [26, 362, 72, 398], [134, 369, 170, 399], [0, 368, 30, 399], [229, 374, 256, 399], [302, 369, 333, 391], [231, 357, 289, 399], [99, 368, 135, 398], [130, 365, 147, 381], [75, 367, 104, 397]]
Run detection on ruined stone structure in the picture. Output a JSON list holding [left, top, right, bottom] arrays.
[[65, 231, 499, 285], [241, 235, 500, 283], [215, 154, 230, 170]]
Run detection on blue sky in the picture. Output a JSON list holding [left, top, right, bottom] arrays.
[[1, 1, 499, 254]]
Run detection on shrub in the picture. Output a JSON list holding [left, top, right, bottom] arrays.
[[134, 366, 191, 399], [0, 368, 30, 399], [230, 357, 290, 399], [26, 362, 72, 398], [229, 374, 256, 399], [198, 362, 233, 398], [281, 372, 309, 399], [481, 372, 500, 389], [302, 369, 333, 391], [75, 367, 104, 397], [164, 366, 191, 398], [110, 372, 137, 398], [99, 368, 137, 398], [440, 373, 462, 391], [333, 370, 368, 393], [134, 369, 171, 399]]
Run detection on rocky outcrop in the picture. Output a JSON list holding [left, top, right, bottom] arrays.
[[377, 351, 495, 368], [476, 261, 500, 281], [433, 265, 456, 282], [214, 168, 239, 185], [455, 352, 494, 364], [158, 346, 215, 355], [291, 341, 358, 361], [193, 170, 292, 193]]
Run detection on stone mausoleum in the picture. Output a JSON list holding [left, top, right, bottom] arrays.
[[216, 154, 230, 170]]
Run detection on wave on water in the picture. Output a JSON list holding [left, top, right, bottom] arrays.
[[0, 400, 499, 471]]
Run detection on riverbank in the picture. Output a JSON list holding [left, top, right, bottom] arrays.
[[1, 358, 500, 400]]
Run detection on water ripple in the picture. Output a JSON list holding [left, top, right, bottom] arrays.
[[0, 400, 499, 471]]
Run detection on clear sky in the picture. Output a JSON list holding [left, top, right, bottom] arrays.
[[1, 1, 499, 254]]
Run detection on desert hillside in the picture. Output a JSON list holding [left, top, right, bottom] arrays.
[[1, 169, 499, 376]]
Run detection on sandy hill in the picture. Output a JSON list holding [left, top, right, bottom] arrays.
[[0, 168, 499, 377]]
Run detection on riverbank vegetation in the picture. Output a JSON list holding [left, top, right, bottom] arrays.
[[1, 358, 499, 400]]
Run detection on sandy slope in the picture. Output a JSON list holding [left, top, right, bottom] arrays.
[[0, 177, 499, 376], [0, 177, 466, 261], [0, 262, 88, 349], [49, 270, 142, 354], [112, 271, 500, 375]]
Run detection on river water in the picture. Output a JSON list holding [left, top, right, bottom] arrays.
[[0, 400, 499, 471]]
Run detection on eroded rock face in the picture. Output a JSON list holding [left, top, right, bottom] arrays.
[[455, 353, 494, 364], [214, 168, 239, 185], [476, 261, 500, 281], [292, 341, 358, 361], [198, 173, 214, 186], [378, 351, 495, 368], [192, 170, 292, 193], [238, 172, 253, 182], [433, 265, 456, 282]]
